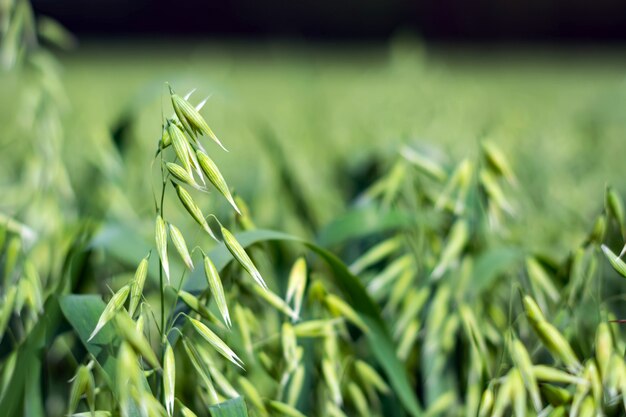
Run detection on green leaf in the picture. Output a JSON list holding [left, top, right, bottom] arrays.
[[59, 295, 120, 386], [209, 396, 249, 417], [59, 295, 144, 417]]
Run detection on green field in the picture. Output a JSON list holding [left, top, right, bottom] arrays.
[[3, 34, 626, 417], [56, 43, 626, 249], [4, 42, 626, 240]]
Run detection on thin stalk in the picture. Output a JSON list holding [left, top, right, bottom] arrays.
[[154, 138, 168, 405], [165, 268, 188, 334], [159, 148, 167, 341]]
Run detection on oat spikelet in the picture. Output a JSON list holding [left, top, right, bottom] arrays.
[[174, 184, 215, 240], [286, 257, 307, 318], [88, 285, 130, 342], [203, 254, 231, 327], [601, 244, 626, 279], [523, 295, 581, 373], [253, 285, 298, 320], [178, 403, 199, 417], [196, 150, 240, 213], [532, 365, 588, 385], [166, 162, 200, 189], [163, 342, 175, 416], [155, 215, 170, 283], [347, 383, 368, 417], [354, 360, 390, 394], [167, 122, 193, 175], [115, 312, 160, 369], [182, 338, 219, 404], [177, 290, 222, 327], [431, 219, 469, 279], [220, 225, 267, 290], [268, 401, 307, 417], [238, 377, 267, 414], [287, 365, 305, 407], [322, 359, 342, 405], [169, 223, 194, 270], [510, 339, 542, 411], [188, 317, 244, 369], [170, 89, 227, 151], [128, 254, 149, 318], [325, 294, 368, 333], [68, 365, 95, 415]]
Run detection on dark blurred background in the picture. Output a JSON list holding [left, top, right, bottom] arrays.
[[32, 0, 626, 42]]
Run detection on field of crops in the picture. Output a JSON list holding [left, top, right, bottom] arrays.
[[51, 43, 626, 251], [3, 5, 626, 417]]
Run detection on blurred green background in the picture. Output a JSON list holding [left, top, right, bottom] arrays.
[[4, 1, 626, 414], [3, 41, 625, 254]]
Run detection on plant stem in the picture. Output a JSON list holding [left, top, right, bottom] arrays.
[[158, 147, 167, 341]]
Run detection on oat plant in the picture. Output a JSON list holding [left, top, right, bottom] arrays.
[[73, 86, 265, 416], [61, 85, 406, 417]]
